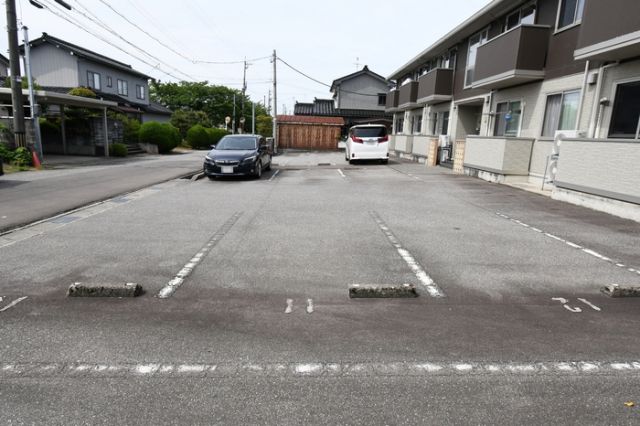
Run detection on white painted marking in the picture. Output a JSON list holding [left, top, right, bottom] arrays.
[[611, 363, 633, 371], [552, 297, 582, 313], [295, 364, 322, 374], [306, 299, 314, 314], [0, 296, 28, 312], [578, 298, 602, 312], [268, 169, 280, 182], [371, 212, 445, 298], [285, 299, 293, 314], [556, 363, 577, 372], [497, 213, 640, 277], [454, 364, 474, 371], [158, 212, 242, 298], [177, 365, 207, 373], [135, 364, 160, 375], [415, 363, 443, 372], [562, 304, 582, 313], [337, 169, 346, 178]]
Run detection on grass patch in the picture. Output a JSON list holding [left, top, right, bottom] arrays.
[[2, 163, 37, 173]]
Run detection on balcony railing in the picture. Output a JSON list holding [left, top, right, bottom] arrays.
[[398, 81, 419, 109], [385, 89, 399, 112], [472, 25, 550, 90], [417, 68, 453, 104]]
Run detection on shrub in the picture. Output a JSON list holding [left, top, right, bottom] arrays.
[[206, 128, 228, 147], [139, 121, 179, 154], [11, 147, 32, 167], [171, 110, 211, 138], [0, 142, 13, 163], [110, 143, 128, 157], [186, 124, 210, 149], [67, 87, 97, 98], [123, 118, 141, 145]]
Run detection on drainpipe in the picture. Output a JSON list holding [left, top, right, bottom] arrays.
[[588, 61, 618, 138], [575, 60, 590, 133], [486, 90, 494, 136]]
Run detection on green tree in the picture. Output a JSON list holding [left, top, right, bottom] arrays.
[[170, 109, 211, 138], [150, 81, 269, 132], [256, 115, 273, 137]]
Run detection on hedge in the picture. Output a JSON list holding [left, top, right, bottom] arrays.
[[186, 124, 210, 149], [110, 143, 128, 157], [138, 121, 180, 154]]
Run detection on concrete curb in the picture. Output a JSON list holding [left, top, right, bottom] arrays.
[[67, 282, 143, 298], [601, 284, 640, 298], [190, 172, 206, 182], [349, 284, 418, 298]]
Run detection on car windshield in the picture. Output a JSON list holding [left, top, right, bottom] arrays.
[[216, 137, 257, 150], [352, 127, 387, 138]]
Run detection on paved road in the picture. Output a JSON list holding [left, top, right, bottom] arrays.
[[1, 152, 639, 424], [0, 152, 203, 233]]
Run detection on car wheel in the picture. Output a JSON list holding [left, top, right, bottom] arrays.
[[254, 161, 262, 179], [348, 159, 355, 165], [265, 160, 272, 171], [381, 159, 388, 164], [208, 175, 216, 180]]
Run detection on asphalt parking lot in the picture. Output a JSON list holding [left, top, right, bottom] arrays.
[[1, 151, 640, 424]]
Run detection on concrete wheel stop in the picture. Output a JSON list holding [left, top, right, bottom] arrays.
[[601, 284, 640, 298], [349, 284, 418, 298], [67, 282, 143, 298]]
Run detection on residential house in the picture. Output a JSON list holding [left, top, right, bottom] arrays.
[[25, 33, 170, 122], [386, 0, 640, 221], [0, 53, 9, 78]]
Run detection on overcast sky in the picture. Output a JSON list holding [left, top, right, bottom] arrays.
[[3, 0, 490, 113]]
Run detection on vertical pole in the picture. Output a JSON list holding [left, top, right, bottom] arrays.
[[241, 58, 246, 134], [272, 49, 277, 154], [232, 94, 236, 134], [22, 26, 43, 162], [60, 104, 67, 155], [252, 101, 255, 134], [103, 107, 109, 157], [5, 0, 25, 147]]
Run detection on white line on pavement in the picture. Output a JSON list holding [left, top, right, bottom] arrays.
[[0, 297, 28, 313], [306, 299, 314, 314], [158, 212, 243, 298], [268, 170, 280, 182], [496, 212, 640, 277], [4, 361, 640, 377], [285, 299, 293, 314], [337, 169, 346, 178], [370, 211, 446, 298]]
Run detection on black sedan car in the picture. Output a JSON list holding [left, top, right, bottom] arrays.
[[203, 134, 272, 179]]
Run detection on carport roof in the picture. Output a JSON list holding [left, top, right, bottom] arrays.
[[0, 88, 118, 108]]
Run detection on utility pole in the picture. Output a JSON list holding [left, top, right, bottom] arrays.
[[267, 89, 272, 115], [272, 49, 277, 153], [22, 26, 43, 162], [252, 101, 255, 135], [240, 58, 247, 134], [5, 0, 26, 148], [232, 93, 236, 134]]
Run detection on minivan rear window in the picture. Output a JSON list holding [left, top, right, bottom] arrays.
[[352, 127, 387, 138]]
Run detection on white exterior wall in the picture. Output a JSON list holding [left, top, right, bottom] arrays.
[[29, 43, 79, 87], [335, 74, 388, 110]]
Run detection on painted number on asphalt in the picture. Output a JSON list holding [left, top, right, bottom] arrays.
[[0, 296, 28, 313], [552, 297, 601, 313]]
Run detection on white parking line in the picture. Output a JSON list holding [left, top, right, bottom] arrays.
[[158, 212, 243, 298], [4, 361, 640, 377], [370, 211, 445, 298], [306, 299, 314, 314], [337, 169, 346, 178], [268, 170, 280, 182], [0, 297, 28, 313], [496, 212, 640, 277], [285, 299, 293, 314]]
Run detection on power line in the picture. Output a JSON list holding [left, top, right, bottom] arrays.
[[36, 0, 185, 81], [66, 0, 195, 81], [277, 56, 382, 97]]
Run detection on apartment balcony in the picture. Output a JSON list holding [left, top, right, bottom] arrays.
[[397, 81, 419, 110], [472, 25, 550, 90], [417, 68, 453, 105], [385, 89, 399, 113]]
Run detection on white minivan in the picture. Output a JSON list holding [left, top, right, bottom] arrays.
[[345, 124, 389, 164]]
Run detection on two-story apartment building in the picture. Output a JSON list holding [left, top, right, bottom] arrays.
[[386, 0, 640, 221], [25, 33, 170, 122]]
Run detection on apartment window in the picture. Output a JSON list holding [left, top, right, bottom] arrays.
[[494, 101, 522, 137], [136, 85, 146, 100], [440, 111, 450, 135], [395, 116, 404, 134], [87, 71, 101, 91], [378, 93, 387, 106], [117, 79, 128, 96], [412, 111, 423, 134], [557, 0, 585, 30], [106, 76, 112, 88], [431, 111, 450, 135], [506, 3, 536, 31], [465, 29, 488, 87], [541, 90, 580, 137], [608, 81, 640, 139]]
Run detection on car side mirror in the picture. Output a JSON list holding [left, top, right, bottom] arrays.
[[210, 144, 216, 149]]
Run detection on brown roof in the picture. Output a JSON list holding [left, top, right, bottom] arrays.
[[277, 115, 344, 125]]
